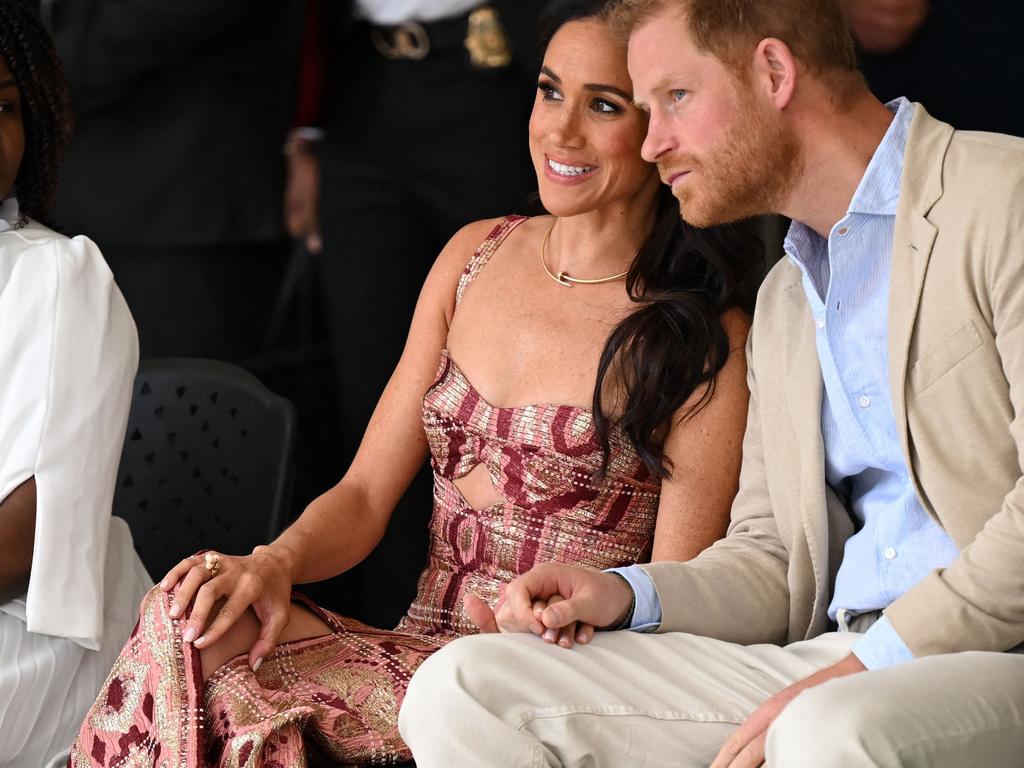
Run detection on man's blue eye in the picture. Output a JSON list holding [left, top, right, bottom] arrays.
[[672, 89, 688, 102]]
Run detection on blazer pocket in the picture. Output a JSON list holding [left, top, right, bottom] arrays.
[[910, 319, 984, 393]]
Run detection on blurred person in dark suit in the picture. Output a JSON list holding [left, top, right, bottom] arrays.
[[286, 0, 544, 627], [844, 0, 1024, 136], [49, 0, 301, 360]]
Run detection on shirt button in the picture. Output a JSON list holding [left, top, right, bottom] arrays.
[[884, 547, 897, 560], [815, 318, 826, 329], [838, 226, 849, 236], [858, 395, 871, 408]]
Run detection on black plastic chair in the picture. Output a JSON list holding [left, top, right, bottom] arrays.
[[113, 358, 297, 579]]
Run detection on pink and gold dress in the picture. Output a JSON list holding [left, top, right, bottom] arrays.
[[69, 216, 661, 767]]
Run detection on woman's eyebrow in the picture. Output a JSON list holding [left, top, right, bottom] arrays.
[[540, 66, 632, 101], [584, 83, 632, 101]]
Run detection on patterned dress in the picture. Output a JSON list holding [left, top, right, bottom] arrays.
[[69, 216, 661, 767]]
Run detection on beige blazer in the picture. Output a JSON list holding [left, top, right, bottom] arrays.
[[641, 106, 1024, 657]]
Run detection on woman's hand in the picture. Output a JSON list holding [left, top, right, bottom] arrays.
[[159, 544, 295, 668]]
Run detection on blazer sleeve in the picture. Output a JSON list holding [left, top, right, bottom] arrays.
[[0, 232, 138, 649], [54, 0, 252, 115], [639, 333, 792, 645], [885, 167, 1024, 656]]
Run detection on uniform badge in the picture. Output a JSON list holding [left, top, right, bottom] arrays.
[[465, 7, 513, 69]]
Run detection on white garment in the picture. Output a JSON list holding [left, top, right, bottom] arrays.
[[355, 0, 481, 25], [0, 210, 152, 767]]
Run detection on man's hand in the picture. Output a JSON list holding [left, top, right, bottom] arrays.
[[843, 0, 929, 53], [283, 147, 322, 253], [710, 653, 867, 768], [464, 562, 634, 647]]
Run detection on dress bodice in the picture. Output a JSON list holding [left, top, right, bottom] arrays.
[[396, 216, 661, 637]]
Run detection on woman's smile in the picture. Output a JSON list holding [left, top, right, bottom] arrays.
[[544, 154, 599, 184]]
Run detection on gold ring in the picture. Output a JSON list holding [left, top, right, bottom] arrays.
[[204, 552, 221, 578]]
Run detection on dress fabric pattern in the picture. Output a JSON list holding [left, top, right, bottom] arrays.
[[69, 215, 661, 767]]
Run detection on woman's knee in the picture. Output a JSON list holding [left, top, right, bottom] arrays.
[[198, 603, 262, 680], [198, 602, 332, 681]]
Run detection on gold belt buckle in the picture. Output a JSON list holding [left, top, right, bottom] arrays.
[[465, 6, 512, 69], [372, 21, 430, 60]]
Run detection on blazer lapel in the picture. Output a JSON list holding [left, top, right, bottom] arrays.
[[887, 107, 953, 464]]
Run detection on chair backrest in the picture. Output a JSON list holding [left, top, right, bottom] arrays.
[[113, 358, 296, 579]]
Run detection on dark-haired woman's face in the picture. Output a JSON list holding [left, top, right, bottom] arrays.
[[0, 57, 25, 202], [530, 19, 658, 218]]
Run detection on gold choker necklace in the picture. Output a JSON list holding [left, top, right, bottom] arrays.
[[540, 219, 629, 287]]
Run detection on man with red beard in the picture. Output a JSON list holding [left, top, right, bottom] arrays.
[[397, 1, 1024, 766]]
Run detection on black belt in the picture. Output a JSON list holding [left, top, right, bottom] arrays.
[[366, 5, 512, 67]]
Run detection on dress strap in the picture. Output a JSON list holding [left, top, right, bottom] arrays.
[[455, 215, 528, 307]]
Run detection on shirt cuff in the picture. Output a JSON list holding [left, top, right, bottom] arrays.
[[605, 565, 662, 631], [850, 616, 915, 670]]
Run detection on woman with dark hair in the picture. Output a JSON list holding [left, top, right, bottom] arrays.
[[0, 1, 151, 765], [72, 0, 759, 765]]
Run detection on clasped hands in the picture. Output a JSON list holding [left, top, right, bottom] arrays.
[[464, 561, 866, 768], [464, 562, 634, 648]]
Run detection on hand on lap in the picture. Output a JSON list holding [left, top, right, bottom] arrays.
[[710, 653, 867, 767], [159, 545, 295, 669]]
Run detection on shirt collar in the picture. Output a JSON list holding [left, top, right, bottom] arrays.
[[785, 97, 914, 265], [847, 97, 914, 216]]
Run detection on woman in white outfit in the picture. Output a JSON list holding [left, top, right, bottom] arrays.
[[0, 2, 151, 765]]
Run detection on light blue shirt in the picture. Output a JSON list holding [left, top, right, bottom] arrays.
[[613, 99, 959, 668]]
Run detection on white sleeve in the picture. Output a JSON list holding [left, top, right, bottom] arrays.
[[0, 233, 138, 649]]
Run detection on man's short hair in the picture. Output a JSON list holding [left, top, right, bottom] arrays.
[[613, 0, 864, 97]]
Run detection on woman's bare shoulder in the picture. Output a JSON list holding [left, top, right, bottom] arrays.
[[434, 215, 538, 272], [422, 216, 531, 322]]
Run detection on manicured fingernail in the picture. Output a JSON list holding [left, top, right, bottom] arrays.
[[252, 656, 263, 673], [160, 579, 171, 590], [168, 603, 181, 619], [559, 637, 571, 648], [543, 628, 558, 642], [195, 635, 208, 648], [534, 605, 543, 616], [182, 626, 196, 643]]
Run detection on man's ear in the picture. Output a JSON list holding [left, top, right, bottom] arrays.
[[752, 37, 797, 110]]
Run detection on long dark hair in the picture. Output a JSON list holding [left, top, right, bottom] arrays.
[[0, 0, 72, 225], [538, 0, 763, 478]]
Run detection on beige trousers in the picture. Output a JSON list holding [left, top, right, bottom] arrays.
[[398, 630, 1024, 767]]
